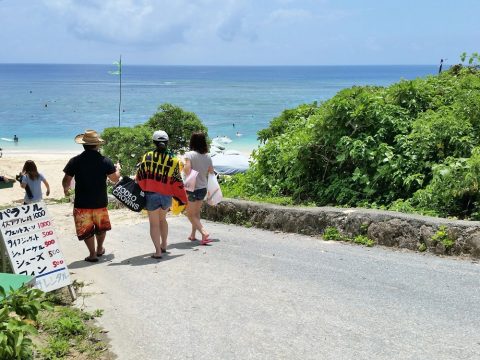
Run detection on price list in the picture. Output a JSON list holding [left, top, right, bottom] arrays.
[[0, 202, 71, 292]]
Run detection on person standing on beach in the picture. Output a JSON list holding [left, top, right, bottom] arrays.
[[136, 130, 187, 259], [20, 160, 50, 204], [183, 132, 214, 245], [62, 130, 120, 263]]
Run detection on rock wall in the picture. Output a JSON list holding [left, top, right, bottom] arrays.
[[202, 199, 480, 258]]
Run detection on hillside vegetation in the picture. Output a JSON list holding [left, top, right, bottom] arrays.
[[225, 63, 480, 219]]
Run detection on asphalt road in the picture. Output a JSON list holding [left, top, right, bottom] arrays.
[[54, 206, 480, 360]]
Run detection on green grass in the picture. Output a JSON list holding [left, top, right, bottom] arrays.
[[31, 283, 111, 359], [353, 235, 375, 247], [431, 225, 456, 251], [322, 227, 343, 241]]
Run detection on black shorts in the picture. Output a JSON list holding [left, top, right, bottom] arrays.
[[187, 188, 207, 202]]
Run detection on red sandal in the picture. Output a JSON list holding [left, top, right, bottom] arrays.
[[200, 236, 213, 245]]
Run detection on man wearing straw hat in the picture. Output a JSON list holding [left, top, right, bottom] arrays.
[[62, 130, 120, 263]]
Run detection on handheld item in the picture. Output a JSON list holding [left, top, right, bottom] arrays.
[[112, 176, 146, 212], [16, 173, 33, 199], [207, 173, 223, 206], [183, 169, 198, 192]]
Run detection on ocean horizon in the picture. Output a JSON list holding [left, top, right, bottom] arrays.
[[0, 64, 439, 154]]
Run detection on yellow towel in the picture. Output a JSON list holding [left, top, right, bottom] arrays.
[[171, 198, 186, 215]]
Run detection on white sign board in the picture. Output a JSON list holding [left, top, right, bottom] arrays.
[[0, 201, 72, 292]]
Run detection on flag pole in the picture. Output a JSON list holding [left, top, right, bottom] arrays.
[[118, 55, 122, 127]]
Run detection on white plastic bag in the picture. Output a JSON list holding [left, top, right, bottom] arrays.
[[207, 173, 223, 206], [183, 169, 198, 192]]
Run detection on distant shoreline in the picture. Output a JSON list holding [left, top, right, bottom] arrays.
[[0, 136, 257, 158]]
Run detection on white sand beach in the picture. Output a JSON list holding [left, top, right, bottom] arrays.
[[0, 151, 79, 206], [0, 147, 252, 207]]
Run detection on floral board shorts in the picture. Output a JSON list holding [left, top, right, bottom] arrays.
[[73, 208, 112, 241]]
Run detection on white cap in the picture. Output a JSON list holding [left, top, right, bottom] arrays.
[[152, 130, 169, 142]]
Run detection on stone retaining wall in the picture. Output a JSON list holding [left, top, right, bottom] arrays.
[[202, 199, 480, 258]]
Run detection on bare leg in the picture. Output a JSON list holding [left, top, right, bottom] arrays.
[[186, 202, 198, 239], [84, 236, 97, 259], [96, 231, 106, 255], [148, 209, 162, 257], [158, 208, 169, 250], [186, 203, 198, 239], [186, 201, 209, 239]]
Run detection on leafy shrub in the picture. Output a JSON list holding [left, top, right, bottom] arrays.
[[431, 225, 456, 251], [0, 285, 50, 360], [257, 103, 319, 143], [322, 227, 343, 241], [40, 337, 70, 359], [353, 235, 375, 247], [228, 62, 480, 219], [102, 103, 208, 175], [102, 125, 151, 176], [418, 243, 427, 252], [146, 103, 208, 152], [0, 307, 36, 360]]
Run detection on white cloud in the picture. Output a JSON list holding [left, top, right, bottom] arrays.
[[42, 0, 249, 46], [266, 8, 313, 24]]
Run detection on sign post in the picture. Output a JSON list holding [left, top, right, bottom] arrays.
[[0, 235, 7, 273], [0, 202, 73, 295]]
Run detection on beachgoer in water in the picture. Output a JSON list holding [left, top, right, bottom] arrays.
[[136, 130, 188, 259], [62, 130, 121, 263], [20, 160, 50, 204], [184, 132, 214, 245], [13, 135, 18, 142]]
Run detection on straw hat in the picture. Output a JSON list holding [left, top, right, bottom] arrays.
[[74, 130, 105, 145]]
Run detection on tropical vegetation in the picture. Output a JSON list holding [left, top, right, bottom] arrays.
[[102, 103, 207, 176], [224, 56, 480, 219], [0, 283, 110, 359]]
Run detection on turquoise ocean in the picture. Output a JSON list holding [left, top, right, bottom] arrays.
[[0, 64, 437, 153]]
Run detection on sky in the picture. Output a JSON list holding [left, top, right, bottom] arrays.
[[0, 0, 478, 65]]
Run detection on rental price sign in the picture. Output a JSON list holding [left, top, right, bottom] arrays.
[[0, 201, 71, 292]]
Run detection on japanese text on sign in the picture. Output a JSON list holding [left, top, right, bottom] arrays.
[[0, 202, 72, 292]]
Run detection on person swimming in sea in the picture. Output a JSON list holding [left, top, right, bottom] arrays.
[[13, 135, 18, 142]]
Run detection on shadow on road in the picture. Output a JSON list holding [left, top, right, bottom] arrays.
[[68, 253, 115, 269], [107, 252, 183, 266], [169, 239, 220, 251]]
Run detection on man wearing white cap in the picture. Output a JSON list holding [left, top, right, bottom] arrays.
[[62, 130, 120, 263]]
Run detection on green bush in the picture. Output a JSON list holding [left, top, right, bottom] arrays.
[[102, 103, 208, 175], [431, 225, 456, 251], [353, 235, 375, 247], [146, 103, 208, 152], [0, 285, 50, 360], [102, 125, 151, 176], [227, 62, 480, 219], [322, 227, 343, 241]]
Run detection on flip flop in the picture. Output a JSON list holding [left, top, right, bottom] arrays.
[[161, 248, 169, 254], [151, 254, 162, 259], [200, 238, 213, 245], [96, 249, 106, 257], [84, 257, 99, 263], [188, 236, 197, 241]]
